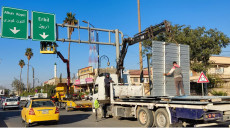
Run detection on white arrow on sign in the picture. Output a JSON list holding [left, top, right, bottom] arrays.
[[39, 32, 49, 39], [10, 27, 20, 34]]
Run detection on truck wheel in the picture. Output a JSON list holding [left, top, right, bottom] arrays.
[[138, 107, 154, 127], [155, 108, 170, 128]]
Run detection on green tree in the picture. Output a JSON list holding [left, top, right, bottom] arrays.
[[44, 84, 56, 97], [18, 59, 25, 95], [207, 74, 224, 88], [143, 24, 230, 72], [63, 12, 78, 64], [59, 73, 62, 83], [25, 48, 34, 92], [11, 78, 25, 95]]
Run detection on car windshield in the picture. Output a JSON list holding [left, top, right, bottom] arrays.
[[6, 99, 18, 102], [31, 100, 54, 107]]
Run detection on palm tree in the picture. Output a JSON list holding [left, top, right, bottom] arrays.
[[25, 48, 33, 92], [18, 59, 25, 95], [63, 12, 78, 62]]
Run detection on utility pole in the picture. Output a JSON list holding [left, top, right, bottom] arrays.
[[32, 67, 34, 89], [137, 0, 143, 80]]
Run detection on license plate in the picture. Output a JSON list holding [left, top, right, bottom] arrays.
[[42, 110, 49, 114]]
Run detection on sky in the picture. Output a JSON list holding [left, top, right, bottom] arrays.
[[0, 0, 230, 89]]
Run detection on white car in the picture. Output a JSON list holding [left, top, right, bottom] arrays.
[[2, 98, 19, 110]]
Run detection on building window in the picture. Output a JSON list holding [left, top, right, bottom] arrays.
[[216, 67, 224, 74], [133, 78, 138, 82]]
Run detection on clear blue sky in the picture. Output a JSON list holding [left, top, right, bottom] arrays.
[[0, 0, 230, 89]]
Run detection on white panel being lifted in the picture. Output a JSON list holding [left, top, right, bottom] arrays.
[[151, 41, 190, 96]]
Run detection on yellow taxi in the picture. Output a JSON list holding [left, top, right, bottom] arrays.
[[21, 98, 59, 127]]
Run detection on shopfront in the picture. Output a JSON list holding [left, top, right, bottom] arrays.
[[74, 66, 95, 94]]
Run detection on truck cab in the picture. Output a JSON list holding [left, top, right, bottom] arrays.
[[93, 73, 145, 106], [93, 73, 119, 101]]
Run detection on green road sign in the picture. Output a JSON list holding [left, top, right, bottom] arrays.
[[1, 7, 28, 40], [32, 11, 56, 42]]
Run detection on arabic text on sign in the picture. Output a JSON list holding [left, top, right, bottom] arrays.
[[38, 24, 50, 29]]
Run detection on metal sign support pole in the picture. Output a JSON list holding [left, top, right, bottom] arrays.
[[202, 83, 204, 96], [115, 29, 120, 66]]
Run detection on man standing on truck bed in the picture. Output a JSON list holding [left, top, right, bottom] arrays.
[[104, 74, 113, 99], [164, 61, 185, 96]]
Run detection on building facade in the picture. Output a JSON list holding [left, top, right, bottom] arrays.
[[43, 78, 70, 86], [128, 68, 151, 85], [190, 56, 230, 95], [74, 66, 95, 93]]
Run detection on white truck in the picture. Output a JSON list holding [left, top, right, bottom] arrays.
[[93, 73, 230, 127], [92, 22, 230, 127], [92, 41, 230, 127]]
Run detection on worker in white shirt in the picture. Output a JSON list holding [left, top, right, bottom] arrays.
[[164, 61, 185, 96]]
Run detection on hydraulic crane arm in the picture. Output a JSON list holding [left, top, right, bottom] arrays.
[[57, 51, 70, 97], [117, 20, 171, 83], [57, 51, 68, 63]]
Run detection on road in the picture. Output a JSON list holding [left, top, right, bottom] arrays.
[[0, 102, 230, 128], [0, 102, 140, 128]]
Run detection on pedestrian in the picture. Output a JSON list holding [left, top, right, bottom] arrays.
[[94, 98, 100, 122], [164, 61, 185, 96], [104, 74, 113, 99]]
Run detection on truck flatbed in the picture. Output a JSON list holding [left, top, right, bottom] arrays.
[[116, 96, 230, 105]]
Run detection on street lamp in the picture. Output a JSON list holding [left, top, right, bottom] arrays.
[[99, 55, 110, 71], [82, 20, 100, 75]]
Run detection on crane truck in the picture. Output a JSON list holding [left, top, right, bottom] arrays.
[[92, 21, 230, 127], [40, 42, 92, 111]]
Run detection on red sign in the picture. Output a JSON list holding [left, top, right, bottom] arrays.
[[74, 78, 94, 85], [86, 78, 94, 83], [197, 72, 209, 83], [75, 79, 80, 85]]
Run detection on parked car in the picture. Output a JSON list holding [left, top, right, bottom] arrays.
[[2, 98, 20, 110], [21, 98, 59, 127], [1, 97, 6, 103]]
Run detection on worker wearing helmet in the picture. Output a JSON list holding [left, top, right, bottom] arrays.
[[164, 61, 185, 96]]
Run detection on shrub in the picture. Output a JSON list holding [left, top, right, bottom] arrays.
[[210, 90, 227, 96]]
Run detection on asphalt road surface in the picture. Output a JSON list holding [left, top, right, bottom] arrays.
[[0, 102, 140, 128], [0, 102, 230, 128]]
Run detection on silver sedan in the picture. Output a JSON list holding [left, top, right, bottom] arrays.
[[2, 98, 19, 110]]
